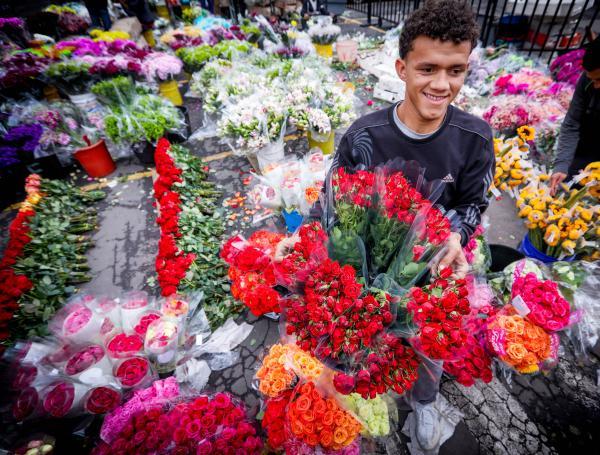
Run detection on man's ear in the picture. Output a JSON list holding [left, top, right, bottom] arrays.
[[395, 58, 407, 82]]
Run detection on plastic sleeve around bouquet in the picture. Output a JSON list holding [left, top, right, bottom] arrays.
[[40, 379, 89, 418], [64, 344, 114, 386], [558, 261, 600, 356], [386, 205, 456, 288], [83, 385, 122, 415], [112, 355, 156, 390], [49, 296, 104, 345], [284, 379, 363, 452], [144, 317, 179, 374], [323, 167, 372, 276], [90, 75, 138, 107], [119, 290, 151, 332], [484, 304, 558, 375], [366, 160, 444, 278]]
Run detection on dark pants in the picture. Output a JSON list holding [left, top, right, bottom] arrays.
[[410, 356, 443, 404], [88, 7, 112, 30]]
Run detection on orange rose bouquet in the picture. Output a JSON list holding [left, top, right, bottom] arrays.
[[287, 381, 362, 451], [485, 306, 558, 374], [256, 343, 324, 398]]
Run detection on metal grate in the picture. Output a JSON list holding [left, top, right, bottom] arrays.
[[346, 0, 599, 62]]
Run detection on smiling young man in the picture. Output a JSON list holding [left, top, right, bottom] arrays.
[[330, 0, 494, 450]]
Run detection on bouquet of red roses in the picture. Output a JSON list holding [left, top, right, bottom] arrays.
[[221, 230, 284, 316], [367, 162, 444, 279], [94, 390, 262, 454], [284, 258, 394, 359], [325, 168, 374, 273], [273, 221, 328, 290], [400, 267, 471, 360], [333, 332, 420, 398]]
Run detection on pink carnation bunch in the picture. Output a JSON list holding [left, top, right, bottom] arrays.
[[141, 52, 183, 82]]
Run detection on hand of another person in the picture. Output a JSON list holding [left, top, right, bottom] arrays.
[[434, 232, 469, 280], [549, 172, 567, 196], [274, 235, 300, 261]]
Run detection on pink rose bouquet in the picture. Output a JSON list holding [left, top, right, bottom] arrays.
[[511, 272, 572, 332]]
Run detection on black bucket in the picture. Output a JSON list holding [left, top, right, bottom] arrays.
[[132, 141, 155, 166], [489, 244, 525, 273]]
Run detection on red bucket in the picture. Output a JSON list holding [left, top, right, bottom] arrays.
[[73, 140, 116, 178]]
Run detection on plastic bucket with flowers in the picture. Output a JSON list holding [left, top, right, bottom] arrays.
[[307, 130, 335, 155], [158, 80, 183, 106], [314, 43, 333, 58], [73, 138, 116, 178], [519, 234, 576, 263], [336, 40, 358, 63]]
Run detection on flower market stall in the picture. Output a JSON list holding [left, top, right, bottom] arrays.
[[0, 2, 599, 455]]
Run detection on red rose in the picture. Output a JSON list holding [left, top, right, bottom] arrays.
[[84, 386, 121, 414], [43, 381, 75, 417], [115, 357, 149, 388]]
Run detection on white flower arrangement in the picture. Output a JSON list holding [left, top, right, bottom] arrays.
[[308, 23, 341, 45], [306, 107, 332, 136]]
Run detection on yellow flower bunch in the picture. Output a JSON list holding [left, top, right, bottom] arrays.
[[160, 26, 203, 44], [577, 161, 600, 199], [90, 29, 130, 42], [491, 133, 536, 195], [516, 179, 598, 258], [516, 125, 535, 142]]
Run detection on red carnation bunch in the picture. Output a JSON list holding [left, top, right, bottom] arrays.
[[154, 139, 196, 296], [333, 332, 420, 398], [405, 267, 471, 360], [221, 230, 285, 316]]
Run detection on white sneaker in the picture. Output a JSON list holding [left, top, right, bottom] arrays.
[[414, 401, 442, 451]]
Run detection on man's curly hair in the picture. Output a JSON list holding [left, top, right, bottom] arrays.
[[399, 0, 479, 59]]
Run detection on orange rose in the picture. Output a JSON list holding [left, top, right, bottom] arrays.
[[323, 411, 334, 426], [506, 342, 527, 361], [333, 427, 348, 446], [313, 400, 326, 417], [291, 419, 304, 436], [320, 429, 334, 447], [302, 409, 315, 422], [307, 433, 319, 447], [296, 394, 312, 412]]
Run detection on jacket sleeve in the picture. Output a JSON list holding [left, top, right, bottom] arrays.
[[554, 75, 588, 174], [451, 132, 495, 246]]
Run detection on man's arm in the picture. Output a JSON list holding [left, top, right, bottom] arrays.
[[553, 75, 588, 174]]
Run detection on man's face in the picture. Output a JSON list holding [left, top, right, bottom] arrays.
[[586, 68, 600, 89], [395, 36, 471, 123]]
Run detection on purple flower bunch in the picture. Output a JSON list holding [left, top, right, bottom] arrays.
[[0, 124, 43, 169], [0, 53, 49, 91], [80, 55, 142, 77], [56, 38, 149, 59], [0, 17, 25, 29], [550, 49, 584, 86]]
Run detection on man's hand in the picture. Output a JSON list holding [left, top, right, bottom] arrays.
[[274, 235, 299, 261], [549, 172, 567, 196], [434, 232, 469, 280]]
